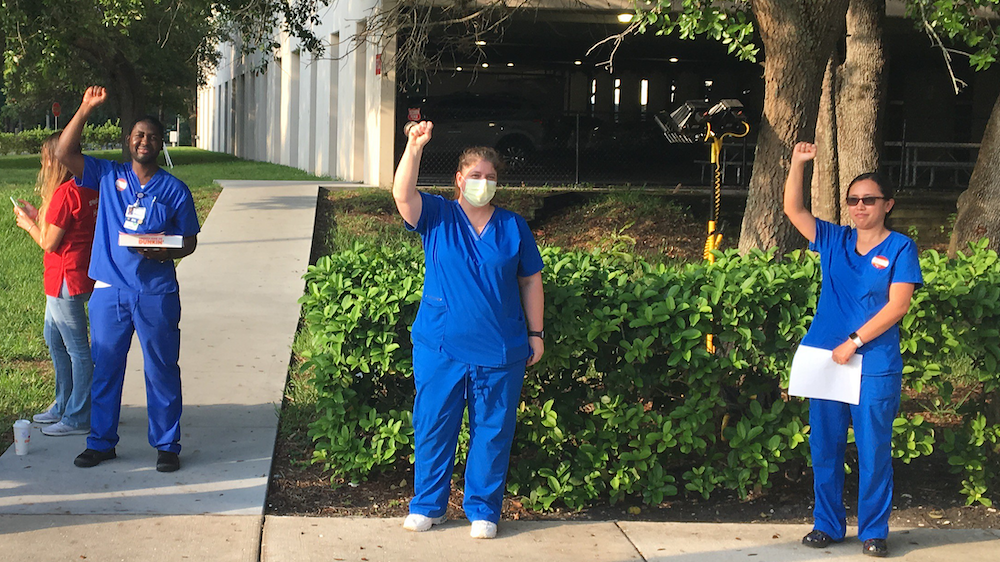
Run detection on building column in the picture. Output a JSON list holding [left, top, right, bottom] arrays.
[[351, 21, 368, 183], [279, 38, 300, 168], [315, 33, 340, 178], [374, 34, 396, 187]]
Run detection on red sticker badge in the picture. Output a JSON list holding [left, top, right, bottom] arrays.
[[115, 178, 128, 191], [871, 255, 890, 270]]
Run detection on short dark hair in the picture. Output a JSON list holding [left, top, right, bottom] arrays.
[[130, 115, 165, 139], [848, 172, 894, 200]]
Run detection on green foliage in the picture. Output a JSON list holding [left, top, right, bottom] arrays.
[[904, 0, 1000, 71], [1, 1, 329, 123], [941, 413, 1000, 507], [300, 240, 1000, 508], [631, 1, 759, 63], [0, 122, 121, 155]]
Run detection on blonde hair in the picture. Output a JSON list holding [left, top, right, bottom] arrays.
[[453, 147, 503, 199], [35, 133, 72, 227]]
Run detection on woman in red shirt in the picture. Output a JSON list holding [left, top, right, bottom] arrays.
[[12, 132, 98, 436]]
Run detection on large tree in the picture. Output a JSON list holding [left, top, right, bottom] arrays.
[[737, 0, 849, 253], [812, 0, 886, 225], [632, 0, 849, 253], [0, 0, 328, 149], [906, 0, 1000, 257], [950, 97, 1000, 257]]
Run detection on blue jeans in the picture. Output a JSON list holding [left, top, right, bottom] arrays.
[[44, 292, 94, 428]]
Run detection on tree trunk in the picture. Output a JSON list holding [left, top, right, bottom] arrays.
[[835, 0, 886, 225], [812, 56, 841, 223], [106, 53, 146, 162], [739, 0, 850, 254], [808, 0, 885, 227], [948, 91, 1000, 256]]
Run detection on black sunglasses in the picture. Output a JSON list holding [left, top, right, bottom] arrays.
[[845, 196, 886, 206]]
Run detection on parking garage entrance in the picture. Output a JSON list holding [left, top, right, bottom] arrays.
[[394, 9, 1000, 190]]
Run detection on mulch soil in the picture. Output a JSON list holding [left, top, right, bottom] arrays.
[[266, 433, 1000, 529], [270, 188, 999, 530]]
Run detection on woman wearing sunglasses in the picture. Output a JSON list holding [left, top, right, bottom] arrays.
[[783, 142, 923, 558]]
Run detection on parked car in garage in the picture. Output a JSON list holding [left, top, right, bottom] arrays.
[[402, 93, 558, 172]]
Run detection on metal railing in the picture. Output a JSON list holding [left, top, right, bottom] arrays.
[[883, 141, 979, 189], [401, 106, 980, 189]]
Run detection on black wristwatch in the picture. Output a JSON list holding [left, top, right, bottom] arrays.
[[849, 332, 864, 348], [528, 330, 545, 339]]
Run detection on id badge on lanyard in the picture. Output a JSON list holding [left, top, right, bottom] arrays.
[[123, 193, 151, 231]]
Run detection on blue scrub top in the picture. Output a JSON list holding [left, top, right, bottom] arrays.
[[802, 218, 923, 375], [78, 155, 201, 294], [406, 192, 544, 367]]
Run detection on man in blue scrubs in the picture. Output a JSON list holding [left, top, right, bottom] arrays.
[[55, 86, 200, 473]]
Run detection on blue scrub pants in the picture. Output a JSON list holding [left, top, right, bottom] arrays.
[[409, 344, 526, 523], [809, 374, 902, 542], [87, 287, 183, 454]]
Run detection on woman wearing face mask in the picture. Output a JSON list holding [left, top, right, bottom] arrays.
[[784, 142, 922, 558], [392, 121, 545, 540]]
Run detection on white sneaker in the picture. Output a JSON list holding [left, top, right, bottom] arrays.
[[403, 513, 446, 532], [41, 421, 89, 436], [469, 520, 497, 539], [33, 409, 60, 424]]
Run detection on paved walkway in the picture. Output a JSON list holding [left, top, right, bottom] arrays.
[[2, 180, 999, 560]]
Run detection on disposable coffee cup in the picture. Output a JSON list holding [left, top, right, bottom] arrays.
[[13, 419, 30, 455]]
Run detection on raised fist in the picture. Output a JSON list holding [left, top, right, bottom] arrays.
[[82, 86, 108, 109], [791, 142, 817, 164], [407, 121, 434, 149]]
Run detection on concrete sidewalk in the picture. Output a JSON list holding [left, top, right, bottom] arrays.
[[0, 516, 997, 561], [0, 179, 331, 515], [2, 180, 999, 561]]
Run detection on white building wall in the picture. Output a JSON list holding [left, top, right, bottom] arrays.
[[197, 1, 396, 186], [267, 61, 281, 163], [300, 52, 317, 175], [314, 33, 339, 178], [279, 40, 299, 168]]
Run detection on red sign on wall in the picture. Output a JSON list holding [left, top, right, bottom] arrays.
[[375, 54, 382, 76]]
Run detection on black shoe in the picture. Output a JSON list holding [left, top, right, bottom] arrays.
[[74, 448, 116, 468], [802, 529, 835, 548], [863, 538, 888, 557], [156, 451, 180, 472]]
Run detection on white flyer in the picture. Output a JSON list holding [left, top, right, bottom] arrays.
[[788, 344, 862, 405]]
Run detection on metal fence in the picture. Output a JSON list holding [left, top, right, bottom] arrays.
[[401, 105, 758, 188], [401, 103, 977, 189]]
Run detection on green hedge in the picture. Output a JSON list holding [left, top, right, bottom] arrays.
[[300, 239, 1000, 508], [0, 122, 121, 155]]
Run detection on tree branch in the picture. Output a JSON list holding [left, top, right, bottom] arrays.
[[587, 20, 641, 73], [918, 6, 968, 94]]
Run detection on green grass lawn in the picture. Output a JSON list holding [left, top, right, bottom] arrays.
[[1, 147, 326, 449]]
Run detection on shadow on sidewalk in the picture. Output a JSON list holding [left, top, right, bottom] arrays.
[[0, 402, 281, 529]]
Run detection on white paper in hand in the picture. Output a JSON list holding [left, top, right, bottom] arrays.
[[788, 344, 862, 405]]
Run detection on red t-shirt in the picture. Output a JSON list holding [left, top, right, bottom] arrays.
[[43, 179, 99, 297]]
